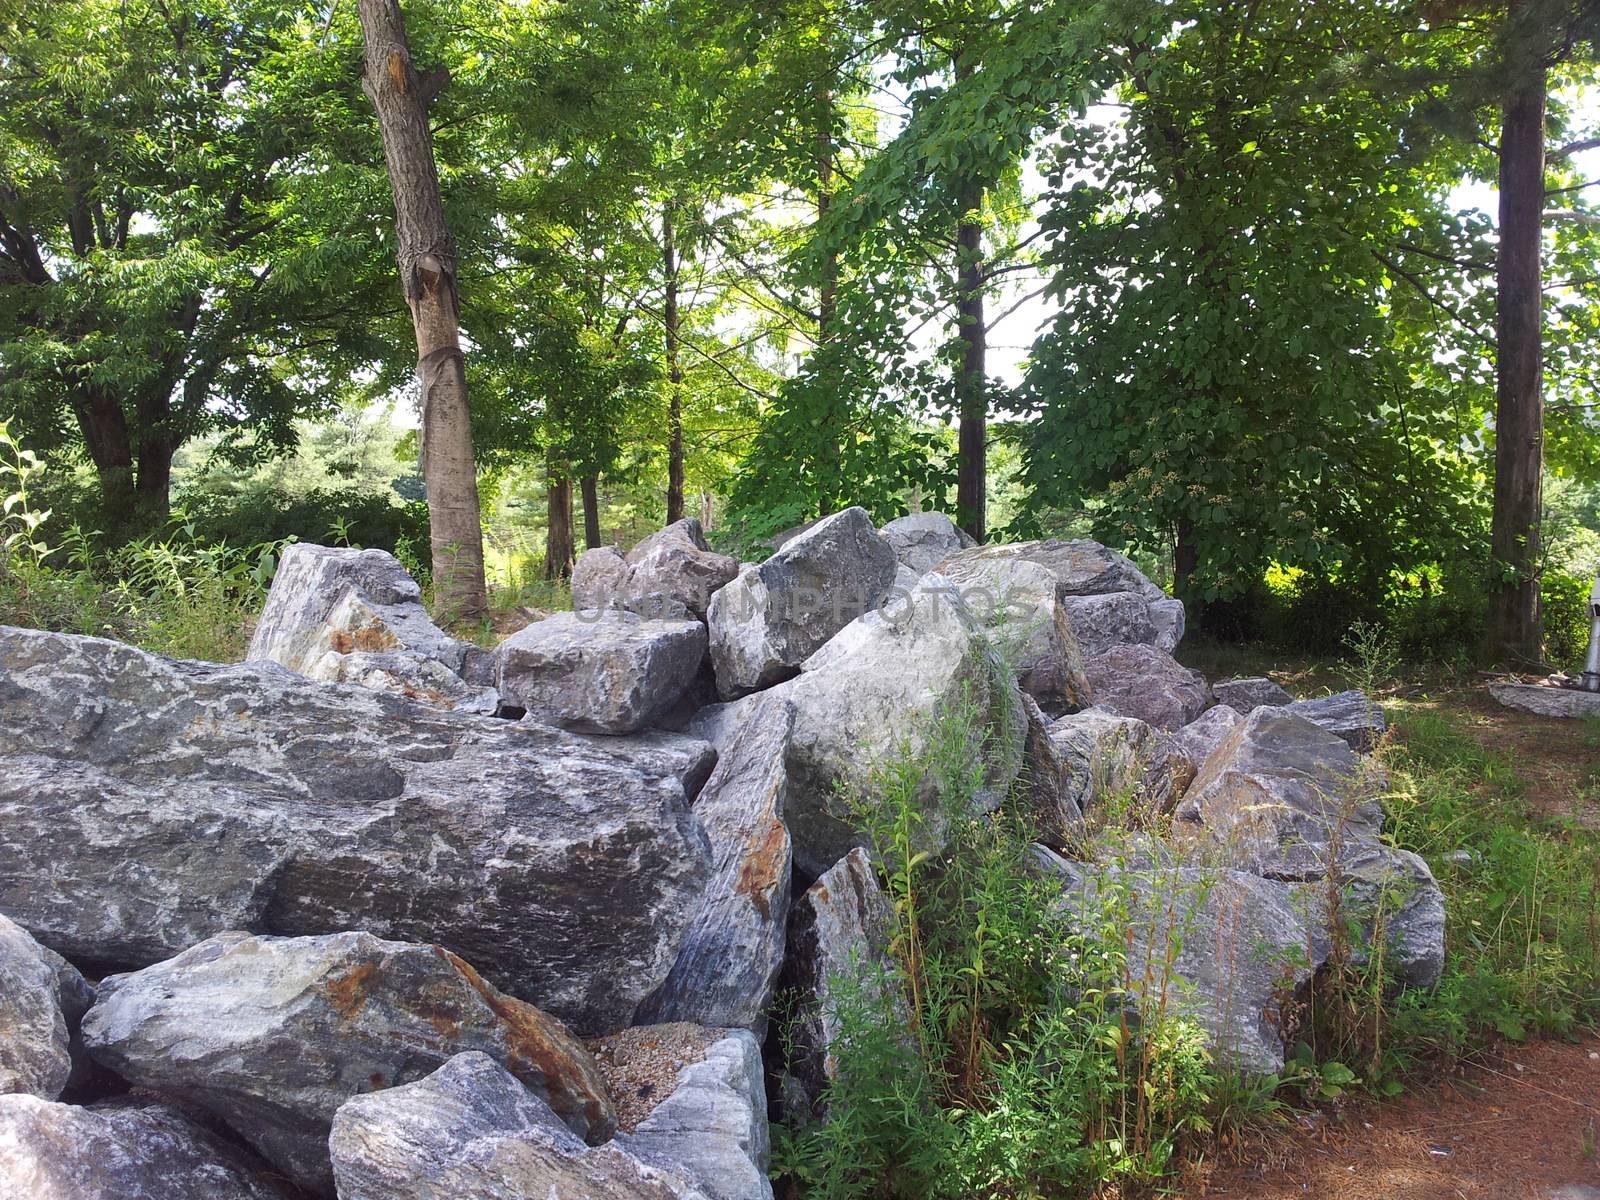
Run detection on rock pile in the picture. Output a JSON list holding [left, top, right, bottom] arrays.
[[0, 511, 1445, 1197]]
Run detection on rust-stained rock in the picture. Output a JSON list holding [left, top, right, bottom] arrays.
[[638, 696, 794, 1030], [82, 930, 615, 1195]]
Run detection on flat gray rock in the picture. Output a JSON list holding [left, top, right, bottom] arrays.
[[1489, 682, 1600, 721], [1176, 707, 1384, 868], [330, 1052, 709, 1200], [493, 610, 707, 733], [639, 697, 794, 1031], [593, 1024, 773, 1200], [0, 626, 711, 1033], [1213, 676, 1294, 713], [0, 1094, 296, 1200], [0, 913, 93, 1100], [707, 507, 897, 698], [877, 511, 975, 576], [1081, 643, 1210, 732], [1284, 690, 1387, 751], [83, 931, 615, 1193]]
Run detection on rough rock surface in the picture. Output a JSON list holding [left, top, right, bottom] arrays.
[[573, 546, 629, 610], [618, 519, 740, 621], [1055, 865, 1328, 1074], [639, 697, 794, 1030], [493, 610, 708, 733], [1059, 591, 1157, 658], [1262, 842, 1445, 988], [0, 913, 93, 1100], [1019, 693, 1084, 847], [1176, 707, 1383, 867], [1169, 704, 1244, 773], [0, 1094, 295, 1200], [1046, 708, 1188, 816], [592, 1024, 773, 1200], [0, 625, 711, 1033], [246, 543, 477, 685], [1081, 643, 1211, 732], [780, 849, 900, 1101], [1284, 690, 1388, 751], [1489, 682, 1600, 721], [877, 511, 975, 576], [1212, 676, 1294, 714], [935, 546, 1092, 714], [330, 1052, 709, 1200], [707, 507, 897, 698], [699, 577, 1028, 876], [83, 931, 615, 1193]]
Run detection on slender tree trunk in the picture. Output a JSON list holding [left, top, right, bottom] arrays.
[[1487, 34, 1546, 666], [358, 0, 486, 618], [816, 92, 841, 515], [545, 474, 575, 581], [662, 204, 685, 525], [580, 474, 602, 550], [1175, 519, 1199, 601], [954, 177, 987, 544]]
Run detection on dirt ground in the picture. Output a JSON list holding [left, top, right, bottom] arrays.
[[1197, 1036, 1600, 1199]]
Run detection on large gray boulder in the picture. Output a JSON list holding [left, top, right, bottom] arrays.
[[1213, 676, 1294, 714], [0, 626, 712, 1033], [878, 511, 975, 576], [83, 931, 615, 1193], [1059, 591, 1157, 658], [779, 849, 902, 1103], [591, 1024, 773, 1200], [0, 1095, 296, 1200], [573, 546, 629, 610], [493, 610, 708, 733], [697, 577, 1028, 876], [0, 913, 93, 1100], [706, 507, 897, 698], [330, 1052, 710, 1200], [1081, 643, 1211, 732], [1284, 690, 1388, 751], [1262, 841, 1445, 988], [1169, 704, 1244, 773], [1054, 864, 1329, 1075], [934, 547, 1092, 714], [1175, 707, 1384, 868], [1046, 708, 1188, 818], [639, 697, 794, 1031], [618, 519, 740, 621], [246, 544, 485, 704]]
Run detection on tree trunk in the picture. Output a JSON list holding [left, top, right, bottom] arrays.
[[815, 92, 841, 515], [1487, 34, 1546, 666], [662, 204, 685, 525], [545, 475, 575, 580], [74, 388, 138, 522], [954, 178, 987, 544], [358, 0, 486, 619], [1175, 519, 1199, 601], [580, 474, 602, 550]]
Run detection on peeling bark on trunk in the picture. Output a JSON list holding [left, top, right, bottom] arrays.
[[662, 204, 685, 526], [358, 0, 486, 618], [545, 474, 575, 581], [580, 474, 602, 550], [1487, 28, 1546, 666]]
